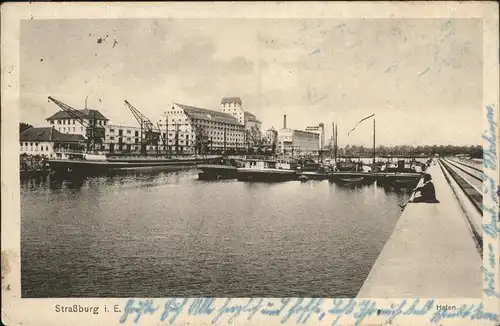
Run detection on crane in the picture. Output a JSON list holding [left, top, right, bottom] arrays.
[[156, 121, 167, 156], [246, 125, 263, 152], [47, 96, 105, 153], [124, 100, 161, 156], [185, 113, 211, 155]]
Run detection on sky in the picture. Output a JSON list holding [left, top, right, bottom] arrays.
[[20, 18, 482, 146]]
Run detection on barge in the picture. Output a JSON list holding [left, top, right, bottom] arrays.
[[237, 158, 299, 182], [329, 171, 376, 185], [197, 158, 242, 180], [375, 159, 425, 188], [48, 153, 222, 176]]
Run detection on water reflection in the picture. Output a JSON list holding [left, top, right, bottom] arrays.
[[22, 167, 407, 298]]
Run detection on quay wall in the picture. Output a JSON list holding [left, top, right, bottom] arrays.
[[357, 164, 482, 298]]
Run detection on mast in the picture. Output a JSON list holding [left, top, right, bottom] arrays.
[[332, 122, 335, 160], [334, 123, 338, 162], [167, 114, 170, 155], [372, 118, 376, 165], [224, 125, 227, 154]]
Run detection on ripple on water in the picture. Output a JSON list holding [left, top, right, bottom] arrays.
[[21, 169, 409, 297]]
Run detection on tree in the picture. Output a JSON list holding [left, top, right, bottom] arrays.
[[20, 122, 33, 133]]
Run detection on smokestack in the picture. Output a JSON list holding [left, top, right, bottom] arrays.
[[283, 114, 287, 129]]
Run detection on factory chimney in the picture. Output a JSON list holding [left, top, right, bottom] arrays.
[[283, 114, 287, 129]]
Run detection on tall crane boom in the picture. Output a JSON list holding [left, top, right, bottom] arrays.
[[47, 96, 105, 153], [124, 100, 161, 155]]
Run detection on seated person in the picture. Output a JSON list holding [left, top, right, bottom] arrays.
[[410, 173, 440, 203]]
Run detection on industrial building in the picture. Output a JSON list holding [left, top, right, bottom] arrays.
[[220, 97, 262, 148], [277, 115, 320, 155], [103, 124, 145, 153], [46, 108, 109, 136], [305, 123, 325, 151], [157, 102, 246, 153], [19, 127, 86, 159]]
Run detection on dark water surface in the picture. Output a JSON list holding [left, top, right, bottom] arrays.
[[21, 168, 410, 297]]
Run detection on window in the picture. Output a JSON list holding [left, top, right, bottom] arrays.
[[50, 121, 54, 125], [73, 127, 75, 132], [104, 121, 106, 126], [135, 131, 139, 137], [110, 129, 115, 133], [72, 120, 75, 124], [110, 136, 115, 140], [57, 120, 61, 125], [118, 130, 123, 136], [127, 130, 131, 134]]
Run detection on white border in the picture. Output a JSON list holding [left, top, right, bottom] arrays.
[[2, 2, 499, 325]]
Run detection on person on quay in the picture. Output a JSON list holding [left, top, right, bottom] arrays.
[[410, 173, 439, 203], [399, 173, 439, 209]]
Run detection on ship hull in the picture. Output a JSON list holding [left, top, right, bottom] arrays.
[[329, 172, 376, 185], [48, 156, 220, 176], [237, 168, 297, 182], [298, 171, 329, 181], [198, 164, 238, 180]]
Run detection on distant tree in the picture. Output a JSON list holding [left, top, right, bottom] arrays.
[[20, 122, 33, 133]]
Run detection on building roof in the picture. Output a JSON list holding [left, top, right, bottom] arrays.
[[244, 111, 256, 118], [221, 97, 242, 104], [244, 111, 261, 123], [46, 109, 109, 121], [20, 127, 86, 143], [175, 103, 242, 125]]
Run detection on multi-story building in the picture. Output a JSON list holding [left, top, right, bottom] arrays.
[[220, 97, 262, 147], [46, 108, 109, 136], [103, 124, 146, 153], [305, 123, 325, 151], [277, 114, 319, 155], [19, 127, 86, 159], [278, 128, 320, 156], [158, 103, 246, 153]]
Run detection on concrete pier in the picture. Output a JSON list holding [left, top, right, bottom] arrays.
[[357, 163, 482, 298]]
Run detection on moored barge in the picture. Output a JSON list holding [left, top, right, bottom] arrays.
[[197, 158, 242, 180], [237, 158, 299, 182], [48, 153, 222, 176]]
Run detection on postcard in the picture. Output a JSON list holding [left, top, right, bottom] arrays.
[[1, 2, 499, 325]]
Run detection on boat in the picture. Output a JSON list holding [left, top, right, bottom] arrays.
[[375, 159, 424, 188], [297, 159, 332, 181], [237, 158, 299, 182], [328, 171, 375, 185], [47, 153, 222, 176], [197, 158, 242, 180]]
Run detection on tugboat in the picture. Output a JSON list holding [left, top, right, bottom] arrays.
[[237, 157, 299, 182], [197, 157, 242, 180]]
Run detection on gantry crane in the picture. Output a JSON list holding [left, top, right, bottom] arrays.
[[47, 96, 105, 153], [124, 100, 161, 156]]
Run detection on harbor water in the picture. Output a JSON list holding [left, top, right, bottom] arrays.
[[21, 168, 411, 298]]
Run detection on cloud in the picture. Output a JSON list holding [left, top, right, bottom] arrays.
[[20, 18, 483, 146]]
